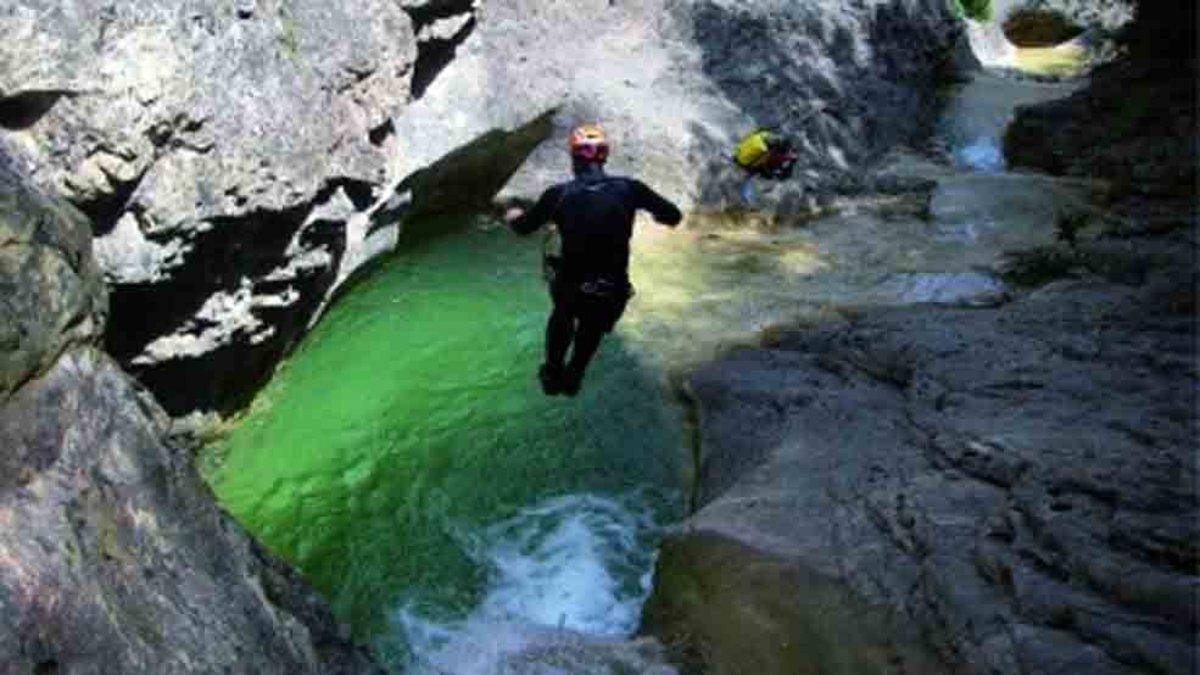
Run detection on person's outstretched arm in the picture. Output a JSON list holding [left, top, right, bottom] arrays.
[[507, 185, 563, 235], [632, 180, 683, 227]]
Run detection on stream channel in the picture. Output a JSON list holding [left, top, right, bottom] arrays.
[[200, 69, 1084, 673]]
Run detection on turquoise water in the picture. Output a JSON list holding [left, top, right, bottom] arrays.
[[202, 218, 684, 668]]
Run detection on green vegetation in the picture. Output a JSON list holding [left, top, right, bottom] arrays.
[[955, 0, 993, 21], [278, 5, 300, 60]]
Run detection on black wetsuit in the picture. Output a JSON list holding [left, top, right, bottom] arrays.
[[510, 164, 681, 394]]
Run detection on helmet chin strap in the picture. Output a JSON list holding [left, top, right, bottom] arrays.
[[571, 157, 607, 177]]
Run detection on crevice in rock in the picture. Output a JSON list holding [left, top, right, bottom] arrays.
[[103, 177, 370, 415], [0, 90, 69, 130], [368, 118, 395, 146], [76, 167, 149, 238], [401, 0, 477, 100]]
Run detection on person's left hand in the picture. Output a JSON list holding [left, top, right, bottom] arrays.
[[504, 207, 525, 224]]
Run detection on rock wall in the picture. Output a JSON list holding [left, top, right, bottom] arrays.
[[398, 0, 970, 215], [644, 3, 1197, 671], [0, 162, 380, 673]]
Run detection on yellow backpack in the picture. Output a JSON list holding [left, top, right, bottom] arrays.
[[734, 130, 773, 170]]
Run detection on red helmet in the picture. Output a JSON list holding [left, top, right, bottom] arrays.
[[568, 124, 609, 163]]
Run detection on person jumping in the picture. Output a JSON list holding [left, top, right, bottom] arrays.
[[733, 128, 798, 203], [505, 124, 682, 397]]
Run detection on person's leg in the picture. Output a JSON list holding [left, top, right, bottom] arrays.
[[540, 286, 576, 395], [561, 292, 628, 395], [545, 305, 574, 372], [561, 320, 604, 396], [740, 176, 758, 205]]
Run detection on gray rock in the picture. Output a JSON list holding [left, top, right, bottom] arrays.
[[0, 154, 106, 397], [391, 0, 969, 214], [645, 223, 1197, 672], [0, 348, 381, 674], [0, 163, 380, 672]]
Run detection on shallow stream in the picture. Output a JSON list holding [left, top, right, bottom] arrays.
[[201, 67, 1088, 673]]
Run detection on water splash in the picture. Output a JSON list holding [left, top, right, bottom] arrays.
[[389, 493, 661, 673], [954, 136, 1005, 173]]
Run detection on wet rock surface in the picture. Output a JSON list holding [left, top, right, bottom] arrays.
[[645, 211, 1197, 672], [0, 168, 380, 673]]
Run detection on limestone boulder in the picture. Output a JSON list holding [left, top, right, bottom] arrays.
[[1, 0, 419, 416]]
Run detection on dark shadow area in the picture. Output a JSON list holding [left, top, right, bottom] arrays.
[[0, 90, 68, 130], [105, 177, 372, 415], [1002, 8, 1084, 47], [400, 107, 556, 220], [410, 17, 476, 100], [368, 118, 395, 146], [1004, 0, 1198, 198], [122, 215, 345, 417]]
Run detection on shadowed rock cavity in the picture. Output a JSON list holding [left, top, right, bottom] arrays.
[[1004, 0, 1198, 197], [1002, 8, 1084, 46], [102, 178, 368, 416], [0, 91, 69, 130]]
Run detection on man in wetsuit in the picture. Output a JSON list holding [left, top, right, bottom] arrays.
[[505, 124, 682, 396]]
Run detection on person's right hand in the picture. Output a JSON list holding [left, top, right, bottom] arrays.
[[504, 207, 525, 224]]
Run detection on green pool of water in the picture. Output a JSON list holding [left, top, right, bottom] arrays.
[[201, 218, 684, 644]]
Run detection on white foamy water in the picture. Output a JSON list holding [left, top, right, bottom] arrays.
[[390, 493, 661, 674], [955, 136, 1006, 173]]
